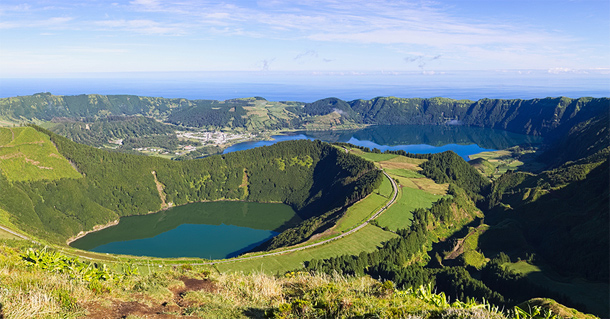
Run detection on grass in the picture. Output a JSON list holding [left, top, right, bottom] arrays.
[[504, 261, 609, 317], [379, 156, 426, 172], [333, 177, 393, 233], [453, 225, 489, 269], [0, 228, 21, 240], [0, 241, 516, 319], [469, 147, 546, 178], [354, 152, 398, 162], [0, 127, 82, 182], [384, 168, 424, 178], [0, 127, 13, 145], [216, 225, 397, 274], [376, 186, 445, 231]]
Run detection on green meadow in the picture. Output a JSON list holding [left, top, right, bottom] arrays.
[[216, 224, 397, 274], [0, 127, 82, 182]]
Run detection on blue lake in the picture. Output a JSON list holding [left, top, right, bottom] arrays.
[[88, 224, 277, 259], [224, 124, 543, 160], [70, 201, 299, 259]]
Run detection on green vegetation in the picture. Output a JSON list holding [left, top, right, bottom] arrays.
[[2, 94, 607, 138], [47, 115, 176, 147], [376, 186, 445, 231], [6, 242, 584, 319], [0, 127, 380, 247], [469, 146, 545, 179], [0, 127, 82, 182], [0, 93, 607, 317], [217, 225, 397, 274], [332, 177, 392, 233]]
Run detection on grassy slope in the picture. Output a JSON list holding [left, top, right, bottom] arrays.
[[332, 177, 393, 233], [0, 240, 529, 319], [0, 127, 82, 182], [217, 225, 396, 274], [377, 187, 445, 231], [374, 156, 447, 231]]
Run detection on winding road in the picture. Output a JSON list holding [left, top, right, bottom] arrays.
[[195, 169, 398, 266]]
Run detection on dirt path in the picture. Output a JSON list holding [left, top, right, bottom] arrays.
[[84, 276, 214, 318], [151, 171, 169, 209], [186, 170, 398, 266]]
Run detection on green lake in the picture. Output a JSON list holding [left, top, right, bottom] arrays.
[[70, 201, 300, 259]]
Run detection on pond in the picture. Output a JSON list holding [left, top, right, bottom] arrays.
[[224, 124, 543, 160], [70, 201, 300, 259]]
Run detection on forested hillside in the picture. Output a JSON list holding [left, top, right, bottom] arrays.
[[1, 94, 607, 137], [0, 127, 380, 245], [48, 116, 176, 147]]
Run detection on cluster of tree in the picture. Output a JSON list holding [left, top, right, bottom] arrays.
[[0, 127, 380, 246], [49, 116, 176, 147], [121, 134, 199, 151], [537, 110, 609, 168], [0, 93, 193, 120], [479, 253, 587, 311], [305, 185, 503, 304], [337, 96, 609, 137], [172, 145, 223, 160], [418, 151, 491, 201]]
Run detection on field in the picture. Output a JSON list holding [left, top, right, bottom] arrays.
[[505, 261, 609, 316], [332, 176, 393, 233], [364, 155, 448, 231], [469, 147, 546, 178], [0, 127, 82, 182], [376, 186, 445, 231], [216, 224, 397, 274]]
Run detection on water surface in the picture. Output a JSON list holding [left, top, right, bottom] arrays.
[[70, 201, 299, 259], [225, 125, 543, 160]]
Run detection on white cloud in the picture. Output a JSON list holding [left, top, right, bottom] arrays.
[[0, 16, 73, 29], [94, 19, 185, 35]]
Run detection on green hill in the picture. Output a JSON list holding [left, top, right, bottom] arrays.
[[2, 94, 607, 137], [0, 127, 381, 245], [0, 127, 82, 182]]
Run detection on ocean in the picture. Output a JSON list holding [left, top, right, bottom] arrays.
[[1, 71, 608, 102]]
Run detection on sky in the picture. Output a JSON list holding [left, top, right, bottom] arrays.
[[1, 0, 608, 75]]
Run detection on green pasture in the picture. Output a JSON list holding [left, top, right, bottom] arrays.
[[0, 127, 82, 182], [216, 224, 397, 274], [375, 186, 444, 231], [354, 152, 398, 162], [384, 168, 424, 178], [333, 176, 393, 233]]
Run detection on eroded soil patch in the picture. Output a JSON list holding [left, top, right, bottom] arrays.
[[85, 277, 216, 318]]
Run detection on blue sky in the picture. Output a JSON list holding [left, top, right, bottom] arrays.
[[0, 0, 608, 78]]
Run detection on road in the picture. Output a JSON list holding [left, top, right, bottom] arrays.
[[194, 169, 398, 266], [0, 224, 31, 241]]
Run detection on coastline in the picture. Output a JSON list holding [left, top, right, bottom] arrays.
[[66, 219, 119, 246]]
